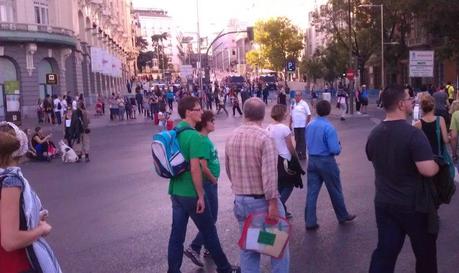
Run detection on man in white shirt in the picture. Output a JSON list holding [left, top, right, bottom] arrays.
[[53, 95, 63, 125], [290, 92, 312, 160]]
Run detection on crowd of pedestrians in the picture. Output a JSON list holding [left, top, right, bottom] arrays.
[[3, 75, 459, 273], [160, 80, 459, 273]]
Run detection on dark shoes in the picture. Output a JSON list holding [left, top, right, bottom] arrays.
[[285, 212, 293, 219], [306, 224, 320, 231], [184, 247, 204, 267], [220, 265, 241, 273], [339, 214, 357, 224]]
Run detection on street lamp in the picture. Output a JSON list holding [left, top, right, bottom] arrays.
[[359, 4, 384, 91], [196, 0, 202, 89]]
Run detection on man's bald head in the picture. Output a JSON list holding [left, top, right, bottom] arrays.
[[243, 97, 265, 122]]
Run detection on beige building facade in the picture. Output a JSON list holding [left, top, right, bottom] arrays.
[[0, 0, 138, 120]]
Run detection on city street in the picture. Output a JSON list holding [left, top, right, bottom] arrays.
[[19, 106, 459, 273]]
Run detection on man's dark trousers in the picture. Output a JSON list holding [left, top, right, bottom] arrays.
[[369, 204, 437, 273], [294, 127, 306, 158], [168, 195, 232, 273]]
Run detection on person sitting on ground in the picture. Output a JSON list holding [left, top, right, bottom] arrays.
[[31, 127, 53, 161], [24, 129, 38, 160]]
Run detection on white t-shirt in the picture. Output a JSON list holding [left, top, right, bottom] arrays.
[[53, 98, 62, 112], [62, 99, 68, 111], [72, 100, 78, 110], [291, 100, 311, 128], [266, 123, 292, 161]]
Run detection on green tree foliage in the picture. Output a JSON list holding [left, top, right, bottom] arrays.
[[419, 0, 459, 61], [254, 17, 304, 74], [137, 51, 154, 71], [245, 49, 267, 73], [151, 32, 169, 72], [135, 36, 148, 51], [300, 57, 323, 83]]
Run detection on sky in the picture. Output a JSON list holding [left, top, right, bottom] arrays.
[[132, 0, 323, 38]]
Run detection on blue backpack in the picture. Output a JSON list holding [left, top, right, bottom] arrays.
[[151, 126, 193, 178]]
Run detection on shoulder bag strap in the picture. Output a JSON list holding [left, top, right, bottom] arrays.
[[435, 116, 442, 156]]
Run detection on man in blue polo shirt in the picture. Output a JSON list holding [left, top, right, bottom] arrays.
[[304, 100, 356, 230]]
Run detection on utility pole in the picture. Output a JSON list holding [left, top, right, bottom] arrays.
[[348, 0, 354, 114]]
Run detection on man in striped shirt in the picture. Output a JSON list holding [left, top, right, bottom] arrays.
[[225, 97, 290, 273]]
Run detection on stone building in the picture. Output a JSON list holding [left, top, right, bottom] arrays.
[[0, 0, 138, 120]]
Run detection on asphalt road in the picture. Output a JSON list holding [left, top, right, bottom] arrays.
[[20, 107, 459, 273]]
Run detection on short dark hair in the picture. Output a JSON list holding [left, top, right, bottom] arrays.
[[382, 85, 406, 112], [316, 100, 331, 116], [271, 104, 288, 122], [195, 110, 214, 131], [243, 97, 265, 121], [178, 96, 200, 119]]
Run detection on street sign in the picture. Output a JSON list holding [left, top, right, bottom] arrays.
[[409, 50, 434, 78], [46, 73, 58, 85], [346, 68, 355, 80], [286, 61, 296, 72]]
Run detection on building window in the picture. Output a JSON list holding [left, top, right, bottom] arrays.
[[0, 0, 14, 22], [34, 1, 49, 25]]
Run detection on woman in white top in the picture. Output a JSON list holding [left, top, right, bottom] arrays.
[[266, 104, 305, 219]]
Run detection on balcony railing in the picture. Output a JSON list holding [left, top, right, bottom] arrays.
[[0, 22, 74, 37]]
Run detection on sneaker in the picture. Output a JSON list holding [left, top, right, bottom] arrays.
[[339, 214, 357, 224], [184, 246, 204, 267], [222, 265, 241, 273], [306, 224, 320, 231], [356, 111, 362, 115]]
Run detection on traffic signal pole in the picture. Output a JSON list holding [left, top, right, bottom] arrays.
[[203, 28, 253, 83]]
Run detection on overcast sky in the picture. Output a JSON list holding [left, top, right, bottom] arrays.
[[132, 0, 323, 37]]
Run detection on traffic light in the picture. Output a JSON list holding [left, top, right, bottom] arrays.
[[247, 27, 254, 41]]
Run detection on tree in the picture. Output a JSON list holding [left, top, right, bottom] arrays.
[[312, 0, 380, 83], [245, 49, 267, 74], [135, 36, 148, 51], [137, 51, 154, 71], [300, 55, 324, 83], [151, 32, 169, 75], [254, 17, 304, 77], [419, 0, 459, 61]]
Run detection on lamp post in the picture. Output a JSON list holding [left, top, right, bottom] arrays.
[[359, 4, 384, 90], [196, 0, 202, 89]]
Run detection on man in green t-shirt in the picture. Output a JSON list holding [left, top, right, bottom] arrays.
[[184, 110, 221, 262], [167, 97, 239, 273]]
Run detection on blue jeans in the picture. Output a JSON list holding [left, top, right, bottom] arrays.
[[168, 195, 231, 273], [191, 181, 218, 252], [305, 156, 350, 227], [233, 196, 290, 273], [369, 204, 437, 273], [279, 185, 294, 213]]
